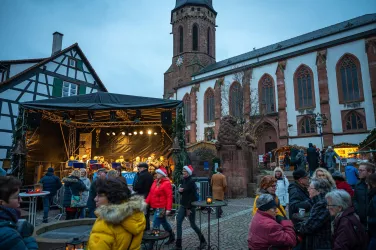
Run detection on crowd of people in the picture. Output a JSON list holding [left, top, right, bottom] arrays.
[[248, 161, 376, 250]]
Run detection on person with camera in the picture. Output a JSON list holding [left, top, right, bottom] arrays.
[[0, 176, 38, 250]]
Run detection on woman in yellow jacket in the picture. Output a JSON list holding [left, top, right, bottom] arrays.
[[252, 175, 287, 218], [88, 178, 146, 250]]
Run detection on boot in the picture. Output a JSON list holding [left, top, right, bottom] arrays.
[[165, 230, 175, 245], [170, 239, 182, 250], [198, 234, 207, 249]]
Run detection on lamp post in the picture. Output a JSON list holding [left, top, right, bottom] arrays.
[[311, 113, 328, 149]]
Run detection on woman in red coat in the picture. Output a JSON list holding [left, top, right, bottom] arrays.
[[145, 167, 173, 238], [332, 171, 354, 197], [248, 194, 296, 250]]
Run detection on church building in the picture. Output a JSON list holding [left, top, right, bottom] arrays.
[[0, 32, 107, 166], [165, 0, 376, 156]]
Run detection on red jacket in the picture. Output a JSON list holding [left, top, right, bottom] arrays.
[[145, 178, 172, 211], [335, 180, 354, 197], [248, 210, 296, 250]]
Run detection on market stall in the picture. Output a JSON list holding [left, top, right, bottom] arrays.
[[11, 92, 183, 184], [272, 145, 307, 170]]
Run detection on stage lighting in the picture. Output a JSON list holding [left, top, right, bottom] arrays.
[[121, 132, 126, 135], [112, 132, 116, 136], [139, 131, 144, 135], [147, 130, 152, 135], [106, 132, 110, 136], [154, 132, 157, 135], [133, 131, 138, 135], [128, 132, 132, 136]]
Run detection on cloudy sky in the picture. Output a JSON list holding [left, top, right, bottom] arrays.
[[1, 0, 375, 98]]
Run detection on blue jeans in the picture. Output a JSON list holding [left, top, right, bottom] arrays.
[[369, 237, 376, 250], [285, 164, 290, 171], [88, 207, 96, 218], [152, 210, 172, 232], [79, 208, 86, 218], [176, 205, 203, 240], [42, 196, 53, 220]]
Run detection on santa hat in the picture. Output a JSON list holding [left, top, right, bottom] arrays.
[[183, 165, 194, 176], [156, 167, 168, 177]]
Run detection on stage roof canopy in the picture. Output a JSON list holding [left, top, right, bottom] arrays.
[[21, 92, 182, 110]]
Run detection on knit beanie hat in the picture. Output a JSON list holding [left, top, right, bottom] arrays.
[[156, 167, 168, 177], [183, 165, 194, 176], [256, 194, 277, 211], [260, 175, 277, 190], [47, 168, 54, 173]]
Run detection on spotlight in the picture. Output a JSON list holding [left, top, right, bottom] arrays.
[[140, 131, 144, 135], [121, 132, 126, 135], [133, 131, 138, 135], [106, 132, 110, 136], [154, 132, 157, 135], [147, 130, 152, 135], [112, 132, 116, 136], [128, 132, 132, 136]]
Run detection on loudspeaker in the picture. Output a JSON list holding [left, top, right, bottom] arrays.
[[27, 112, 42, 128], [161, 111, 172, 125]]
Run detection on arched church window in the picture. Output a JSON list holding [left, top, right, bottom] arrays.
[[300, 116, 316, 135], [204, 88, 215, 122], [179, 26, 183, 53], [207, 27, 211, 55], [259, 74, 275, 114], [336, 54, 364, 103], [229, 82, 242, 118], [192, 24, 198, 51], [345, 111, 365, 131], [183, 94, 191, 124], [294, 65, 315, 110]]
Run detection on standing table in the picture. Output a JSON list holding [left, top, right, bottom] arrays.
[[142, 230, 169, 250], [192, 200, 227, 250], [19, 191, 50, 226]]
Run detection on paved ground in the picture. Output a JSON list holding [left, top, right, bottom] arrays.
[[33, 197, 254, 250]]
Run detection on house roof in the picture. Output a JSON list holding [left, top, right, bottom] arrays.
[[21, 92, 182, 111], [172, 0, 216, 15], [193, 13, 376, 77], [0, 43, 108, 92]]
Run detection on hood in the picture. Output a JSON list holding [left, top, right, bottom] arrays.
[[95, 195, 146, 224], [273, 167, 285, 178], [62, 176, 80, 183], [0, 206, 20, 223], [309, 143, 313, 147]]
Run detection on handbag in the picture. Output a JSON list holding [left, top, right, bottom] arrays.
[[70, 187, 85, 207]]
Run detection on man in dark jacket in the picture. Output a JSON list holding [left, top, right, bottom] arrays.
[[87, 168, 107, 218], [173, 165, 206, 250], [353, 162, 375, 227], [288, 169, 312, 224], [132, 162, 153, 230], [39, 167, 62, 223], [0, 176, 38, 250], [307, 143, 318, 176]]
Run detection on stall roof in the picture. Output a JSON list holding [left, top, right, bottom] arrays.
[[21, 92, 183, 111]]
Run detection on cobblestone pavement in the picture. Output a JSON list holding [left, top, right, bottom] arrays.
[[33, 197, 254, 250]]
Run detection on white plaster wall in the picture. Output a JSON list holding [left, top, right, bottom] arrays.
[[333, 134, 368, 145], [326, 39, 375, 132], [0, 132, 13, 146], [37, 83, 48, 95], [0, 89, 22, 100], [284, 52, 321, 137], [195, 79, 216, 141], [19, 93, 33, 103], [14, 81, 29, 90], [0, 116, 12, 130], [12, 104, 18, 116], [289, 137, 322, 148], [45, 62, 60, 74], [1, 102, 9, 115], [9, 63, 36, 78], [193, 23, 376, 80], [251, 62, 279, 112], [86, 74, 95, 84]]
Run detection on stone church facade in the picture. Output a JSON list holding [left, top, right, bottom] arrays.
[[165, 1, 376, 158]]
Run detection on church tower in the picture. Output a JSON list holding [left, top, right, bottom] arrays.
[[164, 0, 217, 98]]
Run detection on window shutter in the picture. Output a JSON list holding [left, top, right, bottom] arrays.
[[79, 84, 86, 95], [76, 60, 84, 71], [52, 78, 63, 97]]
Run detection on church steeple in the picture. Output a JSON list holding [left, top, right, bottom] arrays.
[[164, 0, 217, 98]]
